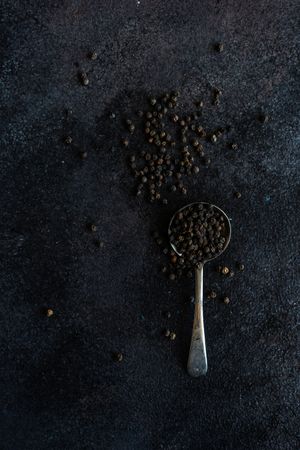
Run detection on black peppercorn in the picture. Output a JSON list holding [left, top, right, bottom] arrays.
[[80, 151, 88, 159], [215, 43, 224, 52], [79, 71, 89, 85], [64, 136, 72, 144], [129, 124, 135, 133], [46, 308, 54, 317], [258, 113, 269, 123], [113, 352, 123, 362], [89, 51, 97, 60]]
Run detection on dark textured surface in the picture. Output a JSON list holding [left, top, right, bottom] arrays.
[[0, 1, 299, 449]]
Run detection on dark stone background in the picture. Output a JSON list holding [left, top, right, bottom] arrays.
[[0, 1, 299, 449]]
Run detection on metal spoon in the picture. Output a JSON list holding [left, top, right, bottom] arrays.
[[168, 202, 231, 377]]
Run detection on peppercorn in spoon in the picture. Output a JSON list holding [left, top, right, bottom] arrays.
[[168, 202, 231, 377]]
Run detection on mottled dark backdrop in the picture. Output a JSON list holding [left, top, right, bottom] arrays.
[[0, 1, 299, 449]]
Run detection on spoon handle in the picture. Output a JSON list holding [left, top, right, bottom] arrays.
[[187, 264, 208, 376]]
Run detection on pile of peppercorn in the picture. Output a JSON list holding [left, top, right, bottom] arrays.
[[169, 203, 229, 266], [122, 91, 233, 203]]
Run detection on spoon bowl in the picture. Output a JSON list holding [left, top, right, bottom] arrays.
[[168, 202, 231, 377]]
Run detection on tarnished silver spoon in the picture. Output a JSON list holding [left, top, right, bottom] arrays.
[[168, 202, 231, 377]]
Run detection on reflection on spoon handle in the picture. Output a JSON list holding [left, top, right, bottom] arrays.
[[187, 264, 208, 377]]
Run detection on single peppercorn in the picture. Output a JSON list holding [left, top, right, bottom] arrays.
[[170, 254, 177, 264], [128, 124, 135, 133], [164, 329, 171, 337], [113, 352, 123, 362], [222, 266, 230, 275], [223, 297, 230, 305], [89, 223, 97, 232], [207, 290, 217, 299], [64, 136, 72, 144], [258, 113, 269, 123], [122, 138, 129, 147], [89, 51, 97, 60], [215, 42, 224, 52], [170, 332, 176, 341], [237, 263, 245, 271], [79, 151, 88, 159], [235, 191, 242, 199], [79, 71, 89, 85], [46, 308, 54, 317]]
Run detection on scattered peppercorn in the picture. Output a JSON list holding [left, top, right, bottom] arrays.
[[113, 352, 123, 362], [222, 266, 230, 275], [120, 91, 238, 279], [64, 136, 72, 144], [164, 329, 171, 337], [237, 263, 245, 271], [79, 71, 89, 86], [89, 223, 97, 232], [223, 297, 230, 305], [235, 191, 242, 199], [170, 332, 176, 341], [170, 254, 177, 264], [258, 113, 269, 123], [46, 308, 54, 317], [207, 290, 217, 299], [79, 151, 88, 159], [215, 42, 224, 52], [89, 51, 97, 60]]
